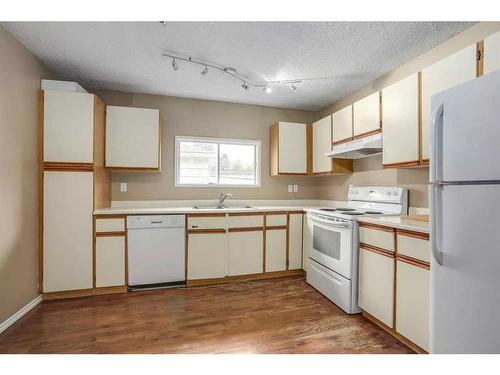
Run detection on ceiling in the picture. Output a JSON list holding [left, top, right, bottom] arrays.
[[4, 22, 474, 111]]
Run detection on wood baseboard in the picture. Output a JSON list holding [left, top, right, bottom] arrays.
[[361, 310, 427, 354], [43, 285, 127, 301], [0, 295, 42, 334], [187, 269, 305, 287]]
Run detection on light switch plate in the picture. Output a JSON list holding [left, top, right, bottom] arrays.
[[288, 184, 293, 193], [120, 183, 127, 192], [293, 184, 298, 193]]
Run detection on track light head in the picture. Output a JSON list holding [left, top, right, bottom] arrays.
[[201, 66, 208, 76], [263, 86, 272, 94], [241, 83, 249, 91], [172, 58, 178, 71]]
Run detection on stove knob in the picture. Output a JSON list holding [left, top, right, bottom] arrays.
[[393, 191, 398, 196], [386, 191, 391, 195]]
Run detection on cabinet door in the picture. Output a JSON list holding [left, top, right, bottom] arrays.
[[484, 30, 500, 74], [312, 115, 332, 173], [43, 90, 94, 163], [332, 105, 353, 143], [353, 92, 381, 137], [278, 122, 307, 174], [105, 106, 161, 170], [396, 260, 430, 352], [228, 230, 264, 276], [382, 73, 419, 166], [358, 247, 395, 327], [265, 229, 287, 272], [96, 236, 126, 287], [43, 171, 93, 292], [288, 213, 303, 270], [187, 232, 226, 280], [421, 44, 477, 160]]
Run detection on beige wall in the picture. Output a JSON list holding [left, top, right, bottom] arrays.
[[93, 90, 320, 201], [0, 26, 55, 322], [315, 22, 500, 208]]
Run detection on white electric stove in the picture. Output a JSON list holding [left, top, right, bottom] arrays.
[[306, 186, 408, 314]]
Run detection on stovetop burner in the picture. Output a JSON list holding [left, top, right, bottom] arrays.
[[365, 211, 383, 214]]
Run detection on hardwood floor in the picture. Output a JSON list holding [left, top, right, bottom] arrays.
[[0, 276, 413, 354]]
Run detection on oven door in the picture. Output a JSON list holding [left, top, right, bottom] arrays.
[[307, 214, 353, 279]]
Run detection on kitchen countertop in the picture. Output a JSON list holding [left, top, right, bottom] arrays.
[[94, 205, 315, 215], [357, 215, 429, 234]]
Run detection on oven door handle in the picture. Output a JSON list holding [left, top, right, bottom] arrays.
[[307, 215, 351, 228]]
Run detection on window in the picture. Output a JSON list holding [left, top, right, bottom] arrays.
[[175, 136, 261, 187]]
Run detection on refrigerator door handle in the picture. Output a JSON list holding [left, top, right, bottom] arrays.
[[430, 103, 444, 184], [430, 185, 444, 265]]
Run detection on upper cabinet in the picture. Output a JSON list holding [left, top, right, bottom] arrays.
[[382, 73, 420, 167], [105, 106, 161, 171], [43, 90, 95, 164], [421, 44, 477, 161], [312, 115, 353, 175], [332, 105, 353, 144], [270, 122, 308, 175], [484, 30, 500, 74], [353, 91, 381, 137]]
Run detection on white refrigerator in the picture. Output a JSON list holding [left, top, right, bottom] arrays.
[[430, 69, 500, 353]]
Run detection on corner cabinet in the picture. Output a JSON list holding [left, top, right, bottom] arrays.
[[270, 122, 308, 175], [105, 106, 161, 171], [421, 44, 477, 162], [382, 73, 420, 167], [312, 115, 353, 175]]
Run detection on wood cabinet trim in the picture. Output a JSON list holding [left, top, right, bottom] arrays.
[[332, 137, 354, 146], [383, 160, 421, 169], [353, 128, 382, 140], [95, 231, 126, 237], [228, 227, 264, 233], [42, 285, 127, 301], [306, 123, 313, 175], [187, 213, 226, 218], [265, 225, 287, 231], [396, 229, 429, 240], [477, 40, 484, 77], [228, 212, 264, 217], [360, 244, 395, 258], [418, 71, 423, 163], [44, 162, 94, 171], [104, 166, 161, 172], [359, 222, 395, 233], [188, 228, 226, 234], [186, 269, 305, 287], [94, 214, 126, 219], [396, 255, 430, 270]]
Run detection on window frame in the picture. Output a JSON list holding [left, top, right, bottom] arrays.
[[174, 135, 261, 188]]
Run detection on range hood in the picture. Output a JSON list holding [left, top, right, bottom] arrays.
[[326, 133, 382, 159]]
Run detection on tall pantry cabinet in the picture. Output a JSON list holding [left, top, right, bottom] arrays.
[[39, 89, 112, 299]]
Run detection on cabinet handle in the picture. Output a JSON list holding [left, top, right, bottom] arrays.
[[192, 225, 199, 228], [151, 221, 162, 224]]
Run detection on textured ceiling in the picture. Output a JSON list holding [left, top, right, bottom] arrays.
[[4, 22, 474, 111]]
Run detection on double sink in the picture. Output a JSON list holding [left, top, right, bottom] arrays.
[[192, 193, 253, 210]]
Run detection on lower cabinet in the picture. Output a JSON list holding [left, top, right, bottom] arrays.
[[228, 230, 264, 276], [288, 213, 303, 270], [358, 247, 395, 328], [187, 231, 226, 280], [265, 228, 287, 272], [396, 259, 430, 352], [95, 236, 126, 287]]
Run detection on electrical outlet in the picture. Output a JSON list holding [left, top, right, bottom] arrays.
[[120, 183, 127, 192], [288, 184, 293, 193], [293, 184, 298, 193]]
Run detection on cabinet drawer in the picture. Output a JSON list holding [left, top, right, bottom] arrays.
[[187, 215, 226, 230], [95, 218, 125, 233], [95, 236, 126, 287], [228, 214, 263, 228], [397, 232, 430, 263], [265, 214, 287, 227], [359, 226, 394, 252]]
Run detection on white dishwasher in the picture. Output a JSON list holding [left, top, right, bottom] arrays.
[[127, 215, 185, 288]]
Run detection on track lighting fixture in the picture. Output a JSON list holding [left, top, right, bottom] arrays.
[[162, 51, 311, 94]]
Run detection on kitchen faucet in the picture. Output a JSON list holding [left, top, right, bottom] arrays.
[[217, 192, 232, 208]]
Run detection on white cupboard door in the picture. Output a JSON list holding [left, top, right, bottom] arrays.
[[353, 92, 381, 137], [382, 73, 419, 165], [43, 90, 94, 163], [95, 236, 126, 287], [265, 229, 287, 272], [278, 122, 307, 174], [187, 232, 226, 280], [288, 214, 303, 270], [421, 44, 477, 160], [312, 116, 332, 173], [332, 105, 353, 143], [228, 230, 264, 276], [43, 171, 93, 292], [396, 260, 430, 352], [358, 247, 394, 327], [105, 106, 160, 169], [484, 30, 500, 74]]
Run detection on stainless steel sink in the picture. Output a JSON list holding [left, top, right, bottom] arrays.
[[192, 205, 254, 209]]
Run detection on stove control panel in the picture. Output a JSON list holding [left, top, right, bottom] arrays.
[[348, 186, 407, 204]]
